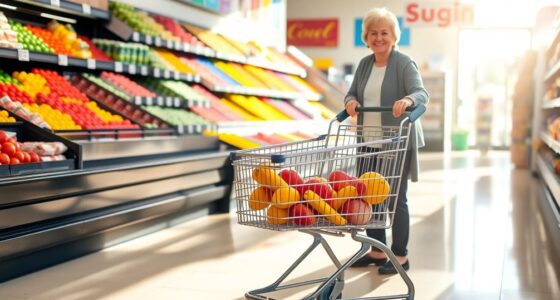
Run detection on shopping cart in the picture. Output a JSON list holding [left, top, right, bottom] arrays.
[[230, 105, 426, 300]]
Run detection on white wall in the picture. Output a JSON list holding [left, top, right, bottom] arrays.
[[286, 0, 459, 108]]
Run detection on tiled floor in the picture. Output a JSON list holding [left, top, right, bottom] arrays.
[[0, 151, 559, 299]]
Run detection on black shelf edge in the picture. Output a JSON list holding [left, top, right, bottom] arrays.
[[536, 153, 560, 210], [200, 79, 322, 101], [11, 0, 110, 20], [0, 47, 200, 83], [541, 132, 560, 155], [542, 97, 560, 109], [132, 96, 210, 108]]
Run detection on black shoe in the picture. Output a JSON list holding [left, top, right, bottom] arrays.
[[378, 259, 410, 275], [350, 255, 388, 267]]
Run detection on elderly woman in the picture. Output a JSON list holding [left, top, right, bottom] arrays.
[[345, 7, 429, 274]]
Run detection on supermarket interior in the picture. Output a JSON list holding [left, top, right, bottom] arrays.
[[0, 0, 559, 299]]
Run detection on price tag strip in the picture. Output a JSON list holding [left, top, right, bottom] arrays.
[[140, 65, 148, 76], [17, 49, 29, 61], [87, 59, 96, 69], [58, 55, 68, 66], [114, 62, 123, 72], [128, 64, 137, 74], [82, 4, 91, 15]]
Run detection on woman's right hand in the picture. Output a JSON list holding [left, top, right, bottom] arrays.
[[345, 100, 360, 117]]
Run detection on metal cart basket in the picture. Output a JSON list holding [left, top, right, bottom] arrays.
[[230, 105, 425, 300]]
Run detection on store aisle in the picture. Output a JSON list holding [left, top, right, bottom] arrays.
[[0, 151, 558, 300]]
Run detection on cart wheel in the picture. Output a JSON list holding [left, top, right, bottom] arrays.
[[318, 279, 343, 300]]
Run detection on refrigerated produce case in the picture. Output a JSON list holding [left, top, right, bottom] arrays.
[[0, 0, 340, 282]]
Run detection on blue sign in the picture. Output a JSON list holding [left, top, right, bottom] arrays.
[[354, 17, 410, 47]]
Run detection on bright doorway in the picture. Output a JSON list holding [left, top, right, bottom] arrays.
[[456, 29, 532, 150]]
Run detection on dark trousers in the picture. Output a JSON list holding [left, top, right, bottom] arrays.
[[357, 147, 411, 257]]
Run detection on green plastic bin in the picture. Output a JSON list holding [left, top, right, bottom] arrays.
[[452, 130, 469, 151]]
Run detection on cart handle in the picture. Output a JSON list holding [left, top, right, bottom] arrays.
[[335, 104, 426, 123]]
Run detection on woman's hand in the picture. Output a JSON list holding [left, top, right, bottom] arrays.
[[345, 100, 360, 117], [393, 98, 414, 118]]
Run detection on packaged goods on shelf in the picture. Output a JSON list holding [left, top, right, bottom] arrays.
[[142, 106, 209, 126], [0, 13, 23, 49], [93, 39, 151, 65], [0, 96, 50, 128], [152, 15, 203, 47], [100, 72, 156, 98]]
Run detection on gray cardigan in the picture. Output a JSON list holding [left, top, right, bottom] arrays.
[[344, 49, 429, 182]]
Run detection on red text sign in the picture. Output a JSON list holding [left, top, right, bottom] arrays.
[[405, 1, 474, 27], [287, 19, 338, 47]]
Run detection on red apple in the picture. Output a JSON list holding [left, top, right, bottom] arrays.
[[2, 142, 16, 157], [288, 203, 316, 226], [0, 153, 9, 165], [304, 178, 334, 199], [339, 199, 372, 225], [278, 169, 306, 195], [328, 170, 367, 195]]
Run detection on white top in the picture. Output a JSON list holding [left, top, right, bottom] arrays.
[[362, 65, 386, 128]]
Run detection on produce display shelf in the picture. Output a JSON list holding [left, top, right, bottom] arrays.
[[201, 79, 322, 101], [0, 121, 82, 177], [541, 132, 560, 155], [542, 97, 560, 109], [106, 17, 307, 78], [8, 0, 110, 20], [0, 47, 201, 83], [536, 153, 560, 210]]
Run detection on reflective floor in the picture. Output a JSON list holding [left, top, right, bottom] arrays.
[[0, 151, 559, 300]]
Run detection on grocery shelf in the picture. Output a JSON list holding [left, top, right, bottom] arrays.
[[542, 97, 560, 109], [536, 153, 560, 209], [541, 132, 560, 154], [105, 17, 307, 78], [201, 79, 322, 101], [6, 0, 110, 20], [544, 60, 560, 82], [0, 47, 201, 83]]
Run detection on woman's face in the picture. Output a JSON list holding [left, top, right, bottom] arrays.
[[365, 20, 396, 55]]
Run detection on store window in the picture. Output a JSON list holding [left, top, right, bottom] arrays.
[[457, 29, 531, 150]]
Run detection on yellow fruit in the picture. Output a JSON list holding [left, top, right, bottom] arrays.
[[333, 186, 358, 210], [303, 190, 347, 226], [359, 172, 391, 204], [267, 206, 289, 225], [248, 187, 272, 210], [252, 163, 288, 190], [271, 187, 300, 209]]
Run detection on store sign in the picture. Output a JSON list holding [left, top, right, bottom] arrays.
[[287, 19, 338, 47], [405, 1, 474, 27]]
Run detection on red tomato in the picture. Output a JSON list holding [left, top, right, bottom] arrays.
[[29, 152, 40, 163], [14, 151, 25, 162], [22, 152, 30, 163], [9, 157, 20, 165], [0, 131, 7, 143], [0, 153, 9, 165], [2, 142, 16, 157]]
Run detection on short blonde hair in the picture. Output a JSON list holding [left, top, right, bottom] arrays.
[[361, 7, 401, 47]]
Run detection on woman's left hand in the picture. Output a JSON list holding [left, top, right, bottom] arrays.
[[392, 98, 414, 118]]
